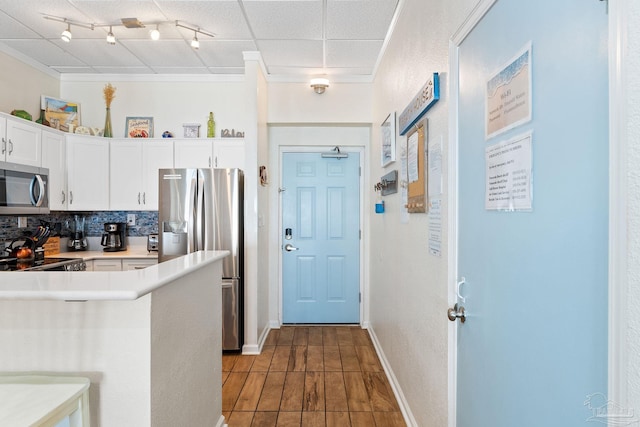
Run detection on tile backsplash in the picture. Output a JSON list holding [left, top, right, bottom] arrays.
[[0, 211, 158, 243]]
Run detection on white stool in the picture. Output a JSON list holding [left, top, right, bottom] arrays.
[[0, 375, 90, 427]]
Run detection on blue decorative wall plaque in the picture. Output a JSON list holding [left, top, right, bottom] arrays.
[[399, 73, 440, 135]]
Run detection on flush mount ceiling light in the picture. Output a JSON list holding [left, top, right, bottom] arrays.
[[61, 23, 72, 42], [310, 78, 330, 94], [106, 26, 116, 45]]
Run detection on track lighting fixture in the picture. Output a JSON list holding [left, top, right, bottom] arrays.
[[106, 26, 116, 45], [43, 15, 215, 48], [150, 25, 160, 41], [61, 24, 72, 42]]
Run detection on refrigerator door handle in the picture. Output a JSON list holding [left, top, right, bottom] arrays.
[[187, 172, 198, 253], [195, 170, 205, 250]]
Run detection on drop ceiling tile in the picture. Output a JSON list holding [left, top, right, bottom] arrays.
[[0, 12, 41, 39], [148, 66, 210, 74], [92, 66, 155, 74], [71, 0, 165, 25], [258, 40, 323, 68], [0, 40, 87, 66], [326, 0, 398, 40], [243, 1, 322, 39], [157, 1, 252, 39], [326, 40, 382, 68], [119, 39, 204, 67], [48, 38, 148, 67], [195, 40, 257, 67]]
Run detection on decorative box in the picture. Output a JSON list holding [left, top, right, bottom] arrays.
[[183, 123, 201, 138]]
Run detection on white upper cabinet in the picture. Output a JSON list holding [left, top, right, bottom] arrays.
[[173, 139, 213, 168], [66, 135, 109, 210], [213, 139, 245, 169], [0, 114, 42, 167], [110, 139, 173, 210], [41, 130, 67, 210], [173, 138, 244, 170]]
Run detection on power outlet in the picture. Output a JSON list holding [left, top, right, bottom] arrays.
[[17, 217, 28, 228], [127, 214, 136, 226]]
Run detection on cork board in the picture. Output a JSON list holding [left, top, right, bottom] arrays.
[[406, 121, 427, 213]]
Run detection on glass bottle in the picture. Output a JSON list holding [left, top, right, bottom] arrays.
[[104, 107, 113, 138], [207, 112, 215, 138]]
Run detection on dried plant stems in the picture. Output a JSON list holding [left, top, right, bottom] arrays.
[[103, 83, 116, 108]]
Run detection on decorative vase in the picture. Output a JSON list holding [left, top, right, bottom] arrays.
[[104, 107, 113, 138]]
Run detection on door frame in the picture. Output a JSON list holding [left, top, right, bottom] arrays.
[[446, 1, 623, 426], [277, 145, 366, 326]]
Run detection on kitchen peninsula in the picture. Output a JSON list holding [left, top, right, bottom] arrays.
[[0, 250, 228, 427]]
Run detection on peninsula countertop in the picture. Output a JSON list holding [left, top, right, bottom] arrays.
[[0, 250, 229, 301]]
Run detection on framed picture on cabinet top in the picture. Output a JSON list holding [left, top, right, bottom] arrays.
[[41, 95, 81, 132], [125, 116, 154, 138]]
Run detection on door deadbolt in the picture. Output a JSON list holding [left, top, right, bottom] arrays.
[[447, 303, 466, 323]]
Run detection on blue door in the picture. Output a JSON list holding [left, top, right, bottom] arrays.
[[455, 1, 608, 426], [282, 152, 360, 323]]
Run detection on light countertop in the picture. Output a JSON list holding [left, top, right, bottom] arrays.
[[0, 250, 229, 302], [61, 247, 158, 260]]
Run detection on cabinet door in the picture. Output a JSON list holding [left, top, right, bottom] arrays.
[[110, 140, 143, 210], [41, 131, 67, 210], [213, 139, 245, 169], [5, 118, 41, 166], [142, 141, 174, 210], [66, 136, 110, 210], [92, 259, 122, 271], [122, 258, 157, 270], [173, 139, 213, 168]]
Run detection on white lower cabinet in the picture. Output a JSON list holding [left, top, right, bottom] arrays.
[[122, 259, 157, 270], [92, 259, 122, 271]]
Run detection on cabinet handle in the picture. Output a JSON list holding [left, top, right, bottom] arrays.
[[8, 139, 13, 155], [61, 191, 66, 204], [69, 191, 73, 204], [208, 156, 212, 168], [1, 137, 5, 154], [143, 192, 146, 204], [138, 192, 141, 204], [215, 156, 218, 168]]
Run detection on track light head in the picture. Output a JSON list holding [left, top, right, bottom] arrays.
[[150, 25, 160, 41], [191, 32, 199, 49], [106, 26, 116, 45], [61, 24, 72, 42]]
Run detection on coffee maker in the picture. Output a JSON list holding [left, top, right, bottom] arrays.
[[68, 214, 88, 251], [101, 223, 127, 252]]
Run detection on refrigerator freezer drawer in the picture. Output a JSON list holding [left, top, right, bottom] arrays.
[[222, 278, 242, 351]]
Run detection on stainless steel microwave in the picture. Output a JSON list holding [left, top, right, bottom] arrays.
[[0, 161, 49, 215]]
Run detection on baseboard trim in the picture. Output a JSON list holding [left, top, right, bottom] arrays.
[[217, 414, 226, 427], [242, 321, 279, 355], [367, 326, 418, 427]]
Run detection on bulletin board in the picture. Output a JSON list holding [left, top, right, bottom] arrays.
[[406, 121, 427, 213]]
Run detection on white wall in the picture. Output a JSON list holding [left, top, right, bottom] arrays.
[[369, 0, 478, 425], [0, 50, 59, 119], [624, 0, 640, 413], [60, 77, 245, 139]]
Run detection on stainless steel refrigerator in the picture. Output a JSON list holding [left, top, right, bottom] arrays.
[[158, 168, 244, 351]]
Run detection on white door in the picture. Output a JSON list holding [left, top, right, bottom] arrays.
[[281, 151, 361, 323], [452, 1, 608, 425]]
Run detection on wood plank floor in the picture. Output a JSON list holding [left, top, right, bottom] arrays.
[[222, 326, 406, 427]]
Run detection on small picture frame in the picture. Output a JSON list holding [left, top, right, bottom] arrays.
[[381, 112, 396, 167], [125, 117, 153, 138], [183, 123, 201, 138], [41, 95, 81, 132]]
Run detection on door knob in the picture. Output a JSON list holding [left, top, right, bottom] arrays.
[[447, 303, 466, 323], [284, 243, 299, 252]]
